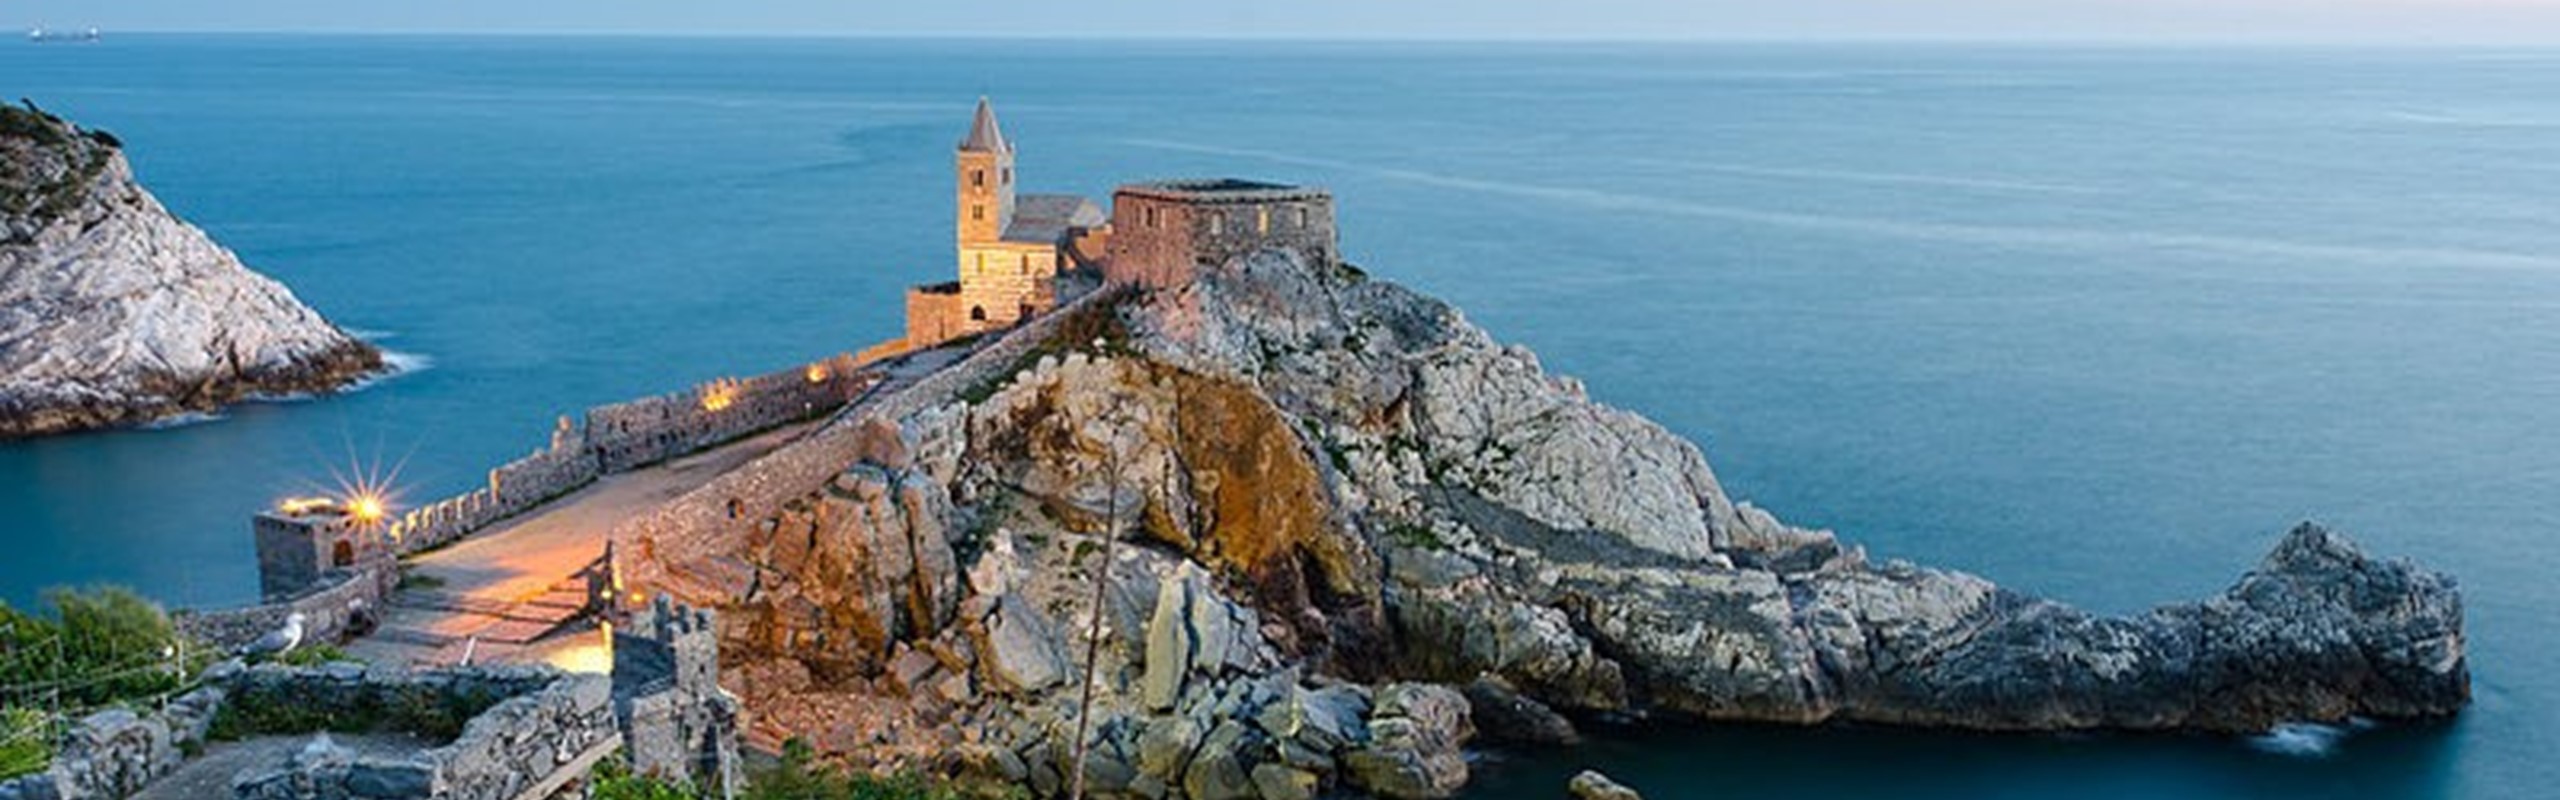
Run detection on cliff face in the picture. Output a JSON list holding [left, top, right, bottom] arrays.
[[622, 245, 2467, 797], [0, 105, 380, 437]]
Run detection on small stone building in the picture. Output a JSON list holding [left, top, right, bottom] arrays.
[[1104, 179, 1338, 288], [252, 500, 390, 600]]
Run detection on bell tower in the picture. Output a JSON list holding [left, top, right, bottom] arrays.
[[955, 96, 1015, 247]]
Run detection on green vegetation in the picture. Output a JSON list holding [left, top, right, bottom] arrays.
[[272, 644, 359, 668], [1, 587, 207, 708], [1386, 522, 1447, 551], [0, 101, 118, 225], [209, 682, 499, 743], [588, 740, 1014, 800], [1, 707, 50, 780], [0, 586, 209, 780]]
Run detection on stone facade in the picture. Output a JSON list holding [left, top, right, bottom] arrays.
[[1104, 179, 1337, 289], [609, 598, 739, 792]]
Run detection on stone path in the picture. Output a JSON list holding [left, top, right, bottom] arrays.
[[131, 733, 438, 800], [348, 421, 819, 668]]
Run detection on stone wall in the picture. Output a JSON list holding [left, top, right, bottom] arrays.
[[611, 599, 737, 791], [902, 282, 968, 353], [1106, 180, 1336, 289], [617, 286, 1127, 603], [224, 664, 615, 800], [583, 354, 868, 474], [0, 687, 224, 800], [179, 564, 397, 652]]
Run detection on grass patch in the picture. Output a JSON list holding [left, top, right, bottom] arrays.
[[1385, 522, 1447, 551], [269, 644, 359, 668], [209, 680, 502, 742], [0, 707, 50, 780], [588, 739, 1016, 800]]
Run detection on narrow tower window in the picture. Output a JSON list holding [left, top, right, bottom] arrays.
[[973, 170, 984, 188], [972, 205, 984, 221], [1258, 207, 1271, 234]]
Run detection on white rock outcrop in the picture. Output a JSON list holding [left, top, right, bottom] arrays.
[[2, 104, 379, 437]]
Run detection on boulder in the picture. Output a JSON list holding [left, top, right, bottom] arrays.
[[1567, 770, 1643, 800]]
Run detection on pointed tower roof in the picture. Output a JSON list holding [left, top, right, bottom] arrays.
[[959, 96, 1009, 153]]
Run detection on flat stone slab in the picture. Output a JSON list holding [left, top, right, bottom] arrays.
[[130, 733, 439, 800]]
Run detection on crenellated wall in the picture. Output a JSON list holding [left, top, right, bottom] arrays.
[[233, 353, 880, 616]]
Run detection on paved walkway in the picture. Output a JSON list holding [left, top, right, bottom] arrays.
[[132, 733, 437, 800], [347, 421, 817, 668], [342, 341, 970, 669]]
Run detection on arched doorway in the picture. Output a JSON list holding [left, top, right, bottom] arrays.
[[331, 539, 356, 568]]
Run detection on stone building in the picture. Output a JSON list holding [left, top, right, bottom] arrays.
[[252, 498, 390, 600], [1104, 178, 1337, 288], [898, 98, 1105, 351]]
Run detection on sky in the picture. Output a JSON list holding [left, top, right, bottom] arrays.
[[9, 0, 2560, 44]]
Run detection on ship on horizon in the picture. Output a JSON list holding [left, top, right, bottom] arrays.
[[25, 26, 103, 43]]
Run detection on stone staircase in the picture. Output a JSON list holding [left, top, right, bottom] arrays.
[[372, 581, 596, 666]]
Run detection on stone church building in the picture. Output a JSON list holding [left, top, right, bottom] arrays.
[[866, 98, 1338, 362], [894, 98, 1106, 351]]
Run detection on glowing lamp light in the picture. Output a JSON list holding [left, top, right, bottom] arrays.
[[347, 493, 388, 525], [277, 497, 336, 516], [700, 380, 740, 412], [805, 363, 829, 384]]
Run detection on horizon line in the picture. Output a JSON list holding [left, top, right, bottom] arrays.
[[17, 28, 2560, 49]]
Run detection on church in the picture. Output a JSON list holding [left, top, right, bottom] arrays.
[[865, 98, 1338, 363], [892, 98, 1107, 353]]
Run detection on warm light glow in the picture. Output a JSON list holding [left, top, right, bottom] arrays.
[[700, 379, 740, 412], [805, 363, 829, 384], [348, 493, 387, 524], [545, 629, 614, 674], [277, 496, 337, 515]]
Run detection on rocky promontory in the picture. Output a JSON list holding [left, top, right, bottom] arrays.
[[1, 103, 380, 438], [619, 243, 2467, 797]]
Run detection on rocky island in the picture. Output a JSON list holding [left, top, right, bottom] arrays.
[[610, 178, 2469, 797], [0, 103, 381, 438], [56, 101, 2460, 800]]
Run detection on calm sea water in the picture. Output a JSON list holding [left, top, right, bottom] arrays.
[[3, 36, 2553, 798]]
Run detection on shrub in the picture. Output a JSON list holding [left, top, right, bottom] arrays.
[[0, 586, 206, 710], [0, 707, 50, 780]]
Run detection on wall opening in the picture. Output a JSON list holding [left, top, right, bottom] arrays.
[[332, 539, 355, 568], [971, 305, 988, 322], [726, 498, 744, 520], [1258, 207, 1271, 234]]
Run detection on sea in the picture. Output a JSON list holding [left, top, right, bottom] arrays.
[[2, 36, 2553, 799]]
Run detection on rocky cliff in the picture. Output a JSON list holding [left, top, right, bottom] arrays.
[[620, 246, 2467, 798], [1, 104, 380, 437]]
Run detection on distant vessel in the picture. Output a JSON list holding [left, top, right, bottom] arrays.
[[25, 26, 103, 44]]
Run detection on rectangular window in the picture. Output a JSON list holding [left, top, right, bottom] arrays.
[[1019, 254, 1029, 274], [1297, 208, 1310, 228], [972, 205, 983, 221], [1003, 168, 1012, 185], [1145, 207, 1159, 228], [973, 170, 984, 187], [975, 253, 985, 272], [1258, 208, 1271, 234], [1209, 212, 1223, 235]]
